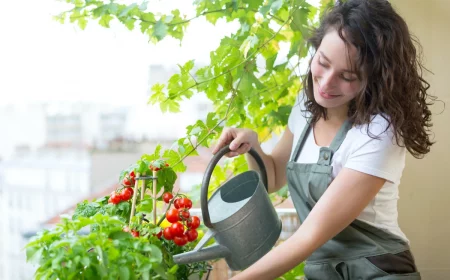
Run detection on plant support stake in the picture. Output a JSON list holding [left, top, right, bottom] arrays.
[[153, 170, 157, 224], [130, 172, 140, 225]]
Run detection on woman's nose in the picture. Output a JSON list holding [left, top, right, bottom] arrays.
[[320, 71, 336, 89]]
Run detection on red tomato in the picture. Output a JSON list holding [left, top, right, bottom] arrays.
[[163, 227, 174, 240], [170, 222, 184, 237], [122, 177, 132, 187], [173, 198, 181, 209], [149, 163, 161, 171], [165, 163, 169, 167], [173, 235, 188, 246], [109, 193, 121, 204], [162, 192, 174, 203], [155, 231, 162, 239], [187, 216, 200, 229], [185, 229, 198, 242], [180, 210, 190, 220], [179, 198, 192, 209], [129, 171, 135, 179], [120, 187, 133, 201], [166, 208, 179, 223], [131, 230, 140, 238]]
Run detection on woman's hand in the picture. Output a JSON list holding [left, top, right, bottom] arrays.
[[212, 127, 259, 157]]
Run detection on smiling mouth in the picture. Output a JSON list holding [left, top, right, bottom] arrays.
[[316, 80, 341, 98]]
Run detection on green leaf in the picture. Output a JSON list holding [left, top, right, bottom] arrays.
[[269, 105, 292, 124], [142, 244, 163, 262], [153, 20, 168, 41], [119, 266, 131, 280], [26, 247, 43, 264], [139, 1, 148, 11], [99, 14, 113, 28], [74, 0, 84, 8], [109, 231, 132, 240], [124, 18, 136, 31], [136, 198, 153, 213], [206, 112, 219, 129], [140, 21, 151, 33], [259, 4, 271, 16], [277, 262, 305, 279], [168, 264, 179, 274], [270, 0, 284, 13], [81, 256, 90, 267], [73, 201, 101, 220], [160, 99, 180, 113], [248, 0, 265, 9], [119, 3, 138, 18]]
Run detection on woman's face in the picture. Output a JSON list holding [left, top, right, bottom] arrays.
[[310, 29, 362, 113]]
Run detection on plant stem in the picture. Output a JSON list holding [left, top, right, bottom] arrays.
[[172, 94, 236, 169], [139, 174, 146, 224], [156, 192, 179, 226]]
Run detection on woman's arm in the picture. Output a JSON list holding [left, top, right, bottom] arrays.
[[231, 168, 386, 280], [245, 128, 294, 193]]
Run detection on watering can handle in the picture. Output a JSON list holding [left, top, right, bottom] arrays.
[[201, 145, 268, 229]]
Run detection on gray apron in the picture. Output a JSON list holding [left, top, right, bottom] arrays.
[[286, 120, 421, 279]]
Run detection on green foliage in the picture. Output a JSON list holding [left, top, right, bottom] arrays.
[[26, 214, 170, 280], [47, 0, 338, 278], [27, 156, 208, 279], [277, 262, 305, 280]]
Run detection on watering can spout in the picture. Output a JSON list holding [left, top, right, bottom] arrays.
[[174, 229, 231, 265], [173, 243, 231, 265]]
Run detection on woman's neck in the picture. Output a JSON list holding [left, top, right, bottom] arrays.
[[324, 105, 349, 124]]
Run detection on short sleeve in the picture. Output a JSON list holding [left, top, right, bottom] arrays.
[[288, 94, 306, 135], [344, 116, 406, 184]]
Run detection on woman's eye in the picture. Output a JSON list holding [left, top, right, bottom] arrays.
[[318, 58, 328, 67], [341, 75, 356, 82]]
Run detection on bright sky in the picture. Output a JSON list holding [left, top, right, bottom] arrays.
[[0, 0, 320, 106], [0, 0, 240, 106]]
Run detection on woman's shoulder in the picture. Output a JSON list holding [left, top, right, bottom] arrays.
[[351, 114, 395, 138], [288, 94, 310, 133]]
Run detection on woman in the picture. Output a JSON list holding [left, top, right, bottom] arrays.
[[212, 0, 435, 279]]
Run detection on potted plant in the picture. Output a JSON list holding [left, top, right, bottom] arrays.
[[25, 154, 211, 280]]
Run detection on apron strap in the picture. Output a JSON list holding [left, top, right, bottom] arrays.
[[328, 119, 353, 153], [290, 119, 312, 162], [290, 119, 352, 163]]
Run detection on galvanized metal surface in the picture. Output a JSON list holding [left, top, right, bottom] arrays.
[[173, 145, 282, 271]]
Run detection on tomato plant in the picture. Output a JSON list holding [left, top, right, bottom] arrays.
[[26, 157, 209, 280]]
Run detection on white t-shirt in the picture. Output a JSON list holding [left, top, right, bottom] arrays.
[[288, 97, 409, 242]]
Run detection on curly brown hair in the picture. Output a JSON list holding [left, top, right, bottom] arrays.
[[303, 0, 437, 158]]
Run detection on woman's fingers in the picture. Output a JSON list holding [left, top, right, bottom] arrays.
[[234, 143, 251, 155], [212, 128, 234, 154], [212, 128, 255, 158]]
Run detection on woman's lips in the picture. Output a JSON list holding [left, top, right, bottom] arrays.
[[319, 90, 340, 99], [317, 83, 340, 100]]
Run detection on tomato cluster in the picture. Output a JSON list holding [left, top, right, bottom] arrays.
[[149, 161, 169, 172], [161, 193, 200, 246], [123, 226, 140, 237], [108, 171, 135, 204]]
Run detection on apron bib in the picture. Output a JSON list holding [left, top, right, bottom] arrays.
[[286, 120, 421, 280]]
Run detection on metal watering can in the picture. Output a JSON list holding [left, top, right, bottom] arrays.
[[173, 145, 282, 271]]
